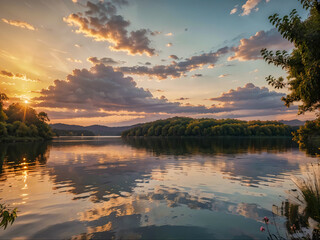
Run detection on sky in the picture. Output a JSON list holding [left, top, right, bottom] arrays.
[[0, 0, 316, 126]]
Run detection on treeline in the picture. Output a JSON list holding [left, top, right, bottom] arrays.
[[0, 93, 53, 141], [122, 117, 296, 137], [53, 129, 95, 136]]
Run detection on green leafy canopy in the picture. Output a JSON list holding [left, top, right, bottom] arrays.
[[261, 0, 320, 114]]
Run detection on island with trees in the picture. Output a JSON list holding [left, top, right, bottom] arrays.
[[0, 93, 54, 142], [121, 117, 296, 137]]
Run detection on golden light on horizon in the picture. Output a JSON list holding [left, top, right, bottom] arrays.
[[24, 100, 29, 104]]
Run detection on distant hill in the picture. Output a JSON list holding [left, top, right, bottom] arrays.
[[279, 119, 305, 126], [50, 123, 139, 136]]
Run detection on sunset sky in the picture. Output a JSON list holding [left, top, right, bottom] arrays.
[[0, 0, 315, 126]]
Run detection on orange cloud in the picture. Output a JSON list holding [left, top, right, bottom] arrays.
[[0, 69, 38, 82], [2, 18, 36, 30]]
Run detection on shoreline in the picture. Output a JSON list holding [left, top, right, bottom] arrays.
[[0, 136, 52, 143]]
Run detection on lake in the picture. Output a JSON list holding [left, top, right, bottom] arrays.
[[0, 137, 318, 239]]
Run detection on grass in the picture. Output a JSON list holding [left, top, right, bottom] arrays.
[[292, 163, 320, 223]]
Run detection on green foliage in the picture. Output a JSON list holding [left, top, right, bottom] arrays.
[[121, 117, 295, 137], [0, 122, 8, 136], [0, 93, 53, 140], [293, 118, 320, 147], [261, 1, 320, 114], [0, 93, 8, 122], [0, 204, 17, 230]]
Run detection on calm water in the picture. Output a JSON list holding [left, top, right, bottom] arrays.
[[0, 137, 318, 239]]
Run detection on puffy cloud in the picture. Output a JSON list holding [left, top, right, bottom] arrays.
[[166, 43, 173, 47], [35, 66, 297, 119], [117, 47, 229, 80], [64, 1, 155, 56], [209, 83, 296, 113], [87, 56, 124, 65], [35, 64, 216, 114], [2, 18, 36, 30], [165, 32, 173, 36], [0, 69, 38, 82], [241, 0, 261, 16], [229, 29, 293, 61]]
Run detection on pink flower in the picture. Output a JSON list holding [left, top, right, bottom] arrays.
[[260, 226, 265, 232], [263, 217, 269, 223]]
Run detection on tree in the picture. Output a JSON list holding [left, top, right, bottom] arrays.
[[261, 0, 320, 114], [0, 93, 8, 122], [37, 112, 50, 122]]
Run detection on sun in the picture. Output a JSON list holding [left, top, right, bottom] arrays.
[[24, 100, 29, 104]]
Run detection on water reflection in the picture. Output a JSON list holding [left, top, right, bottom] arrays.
[[0, 137, 317, 239]]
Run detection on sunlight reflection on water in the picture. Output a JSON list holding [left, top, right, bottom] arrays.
[[0, 137, 318, 239]]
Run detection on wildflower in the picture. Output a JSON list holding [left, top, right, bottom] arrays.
[[263, 217, 269, 223], [260, 226, 265, 232]]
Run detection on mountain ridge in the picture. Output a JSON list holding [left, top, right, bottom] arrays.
[[50, 123, 140, 136]]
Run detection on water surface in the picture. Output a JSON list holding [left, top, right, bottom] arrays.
[[0, 137, 317, 239]]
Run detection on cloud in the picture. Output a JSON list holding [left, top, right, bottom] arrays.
[[1, 82, 15, 86], [176, 97, 189, 101], [64, 1, 155, 56], [192, 74, 203, 78], [230, 6, 238, 15], [87, 56, 124, 65], [0, 70, 14, 78], [165, 32, 173, 36], [229, 29, 293, 61], [35, 64, 217, 115], [0, 69, 38, 82], [151, 31, 161, 36], [218, 74, 230, 78], [35, 65, 298, 119], [166, 43, 173, 47], [241, 0, 261, 16], [209, 83, 295, 113], [169, 55, 179, 60], [67, 58, 82, 63], [2, 18, 36, 30], [44, 109, 110, 119], [117, 46, 229, 80]]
